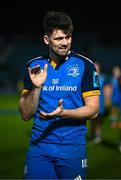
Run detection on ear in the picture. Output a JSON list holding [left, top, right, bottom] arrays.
[[44, 35, 49, 45]]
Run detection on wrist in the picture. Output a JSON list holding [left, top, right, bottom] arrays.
[[59, 109, 66, 118]]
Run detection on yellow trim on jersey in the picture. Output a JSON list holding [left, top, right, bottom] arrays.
[[21, 89, 31, 95], [50, 60, 57, 69], [82, 90, 100, 97]]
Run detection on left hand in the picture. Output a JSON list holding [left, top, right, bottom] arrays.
[[40, 99, 63, 119], [28, 64, 48, 88]]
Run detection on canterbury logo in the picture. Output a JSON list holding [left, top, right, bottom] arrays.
[[74, 175, 82, 180], [82, 159, 87, 168], [24, 165, 27, 175]]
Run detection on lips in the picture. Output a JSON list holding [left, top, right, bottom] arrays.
[[58, 46, 68, 51]]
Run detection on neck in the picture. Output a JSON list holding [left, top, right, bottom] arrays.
[[49, 51, 71, 64], [49, 53, 65, 64]]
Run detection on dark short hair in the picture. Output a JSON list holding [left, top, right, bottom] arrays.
[[43, 11, 73, 36]]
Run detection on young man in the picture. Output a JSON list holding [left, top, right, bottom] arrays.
[[19, 11, 100, 180]]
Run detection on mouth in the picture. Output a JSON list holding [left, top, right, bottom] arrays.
[[58, 46, 69, 52]]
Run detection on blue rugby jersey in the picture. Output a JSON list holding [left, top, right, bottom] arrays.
[[22, 51, 100, 158]]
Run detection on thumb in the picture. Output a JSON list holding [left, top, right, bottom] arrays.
[[58, 99, 63, 107], [28, 67, 31, 75]]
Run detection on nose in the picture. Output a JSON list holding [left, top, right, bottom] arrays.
[[61, 38, 68, 45]]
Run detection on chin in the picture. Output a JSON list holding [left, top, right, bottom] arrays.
[[58, 51, 69, 57]]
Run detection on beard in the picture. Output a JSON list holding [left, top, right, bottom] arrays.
[[49, 45, 71, 60]]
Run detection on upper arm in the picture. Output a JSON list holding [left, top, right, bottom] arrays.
[[83, 95, 99, 109], [83, 95, 100, 119], [19, 90, 32, 108]]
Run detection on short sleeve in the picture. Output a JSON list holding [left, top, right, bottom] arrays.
[[21, 64, 33, 95], [81, 60, 100, 97]]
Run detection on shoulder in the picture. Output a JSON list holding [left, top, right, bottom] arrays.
[[71, 51, 94, 63], [71, 51, 95, 69], [26, 56, 48, 67]]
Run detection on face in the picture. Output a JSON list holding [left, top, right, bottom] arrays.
[[44, 29, 72, 57]]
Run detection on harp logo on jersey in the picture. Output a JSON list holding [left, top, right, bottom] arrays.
[[67, 65, 80, 77]]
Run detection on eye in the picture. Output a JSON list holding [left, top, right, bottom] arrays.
[[55, 37, 63, 41], [66, 35, 71, 40]]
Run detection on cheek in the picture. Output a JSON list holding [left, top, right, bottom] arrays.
[[49, 44, 58, 52], [68, 38, 72, 44], [49, 41, 59, 49]]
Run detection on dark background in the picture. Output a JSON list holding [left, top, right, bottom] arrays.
[[0, 2, 121, 92], [0, 1, 121, 41]]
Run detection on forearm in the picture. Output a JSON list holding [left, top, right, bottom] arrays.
[[19, 87, 41, 121], [60, 105, 99, 120]]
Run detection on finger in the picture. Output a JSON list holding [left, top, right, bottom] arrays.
[[40, 112, 46, 119], [44, 64, 48, 72], [40, 111, 46, 116], [28, 67, 30, 74], [34, 65, 40, 74], [30, 67, 36, 74], [30, 65, 40, 74]]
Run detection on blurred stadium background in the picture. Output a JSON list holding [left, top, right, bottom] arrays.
[[0, 2, 121, 179]]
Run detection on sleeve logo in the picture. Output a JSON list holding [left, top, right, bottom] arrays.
[[93, 71, 100, 88]]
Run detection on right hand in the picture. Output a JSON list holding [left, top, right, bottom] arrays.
[[40, 99, 63, 119], [28, 64, 48, 88]]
